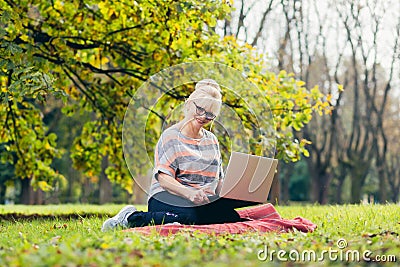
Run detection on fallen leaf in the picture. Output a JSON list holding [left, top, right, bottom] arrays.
[[129, 249, 144, 258]]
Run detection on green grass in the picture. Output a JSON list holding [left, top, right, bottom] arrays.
[[0, 204, 399, 266]]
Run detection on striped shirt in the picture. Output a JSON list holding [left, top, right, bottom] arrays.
[[148, 126, 224, 199]]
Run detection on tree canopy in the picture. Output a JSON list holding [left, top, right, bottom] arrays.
[[0, 0, 331, 197]]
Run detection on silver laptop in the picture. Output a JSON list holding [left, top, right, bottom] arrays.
[[219, 151, 278, 203]]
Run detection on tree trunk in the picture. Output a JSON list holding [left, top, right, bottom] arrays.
[[350, 174, 363, 204], [312, 172, 330, 204], [132, 172, 152, 204], [20, 178, 33, 205], [81, 178, 93, 203], [349, 164, 368, 204], [133, 181, 148, 205], [316, 171, 331, 205], [309, 167, 331, 204], [318, 172, 331, 204], [335, 176, 346, 204], [348, 158, 370, 204], [20, 178, 45, 205], [392, 187, 399, 203], [99, 156, 112, 204], [269, 167, 280, 205], [33, 188, 44, 205], [280, 162, 294, 204], [66, 157, 81, 203], [377, 167, 387, 203], [0, 184, 5, 204]]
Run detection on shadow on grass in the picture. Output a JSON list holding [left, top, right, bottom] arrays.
[[0, 213, 108, 221]]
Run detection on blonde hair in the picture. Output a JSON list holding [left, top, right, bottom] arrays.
[[184, 79, 222, 119]]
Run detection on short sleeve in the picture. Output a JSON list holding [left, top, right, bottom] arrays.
[[153, 133, 178, 180]]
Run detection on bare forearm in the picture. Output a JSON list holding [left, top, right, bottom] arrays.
[[157, 172, 192, 199], [157, 172, 210, 204]]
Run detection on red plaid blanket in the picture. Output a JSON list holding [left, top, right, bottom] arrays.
[[123, 204, 317, 236]]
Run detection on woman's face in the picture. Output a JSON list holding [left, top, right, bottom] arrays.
[[186, 99, 219, 127]]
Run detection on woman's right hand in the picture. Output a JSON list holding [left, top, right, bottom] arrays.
[[186, 189, 210, 205], [157, 172, 210, 204]]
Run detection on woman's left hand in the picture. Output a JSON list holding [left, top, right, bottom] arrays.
[[187, 189, 210, 204], [187, 189, 210, 205]]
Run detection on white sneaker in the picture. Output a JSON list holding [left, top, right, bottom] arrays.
[[164, 222, 182, 226], [101, 205, 137, 232]]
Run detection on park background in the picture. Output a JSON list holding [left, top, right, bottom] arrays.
[[1, 0, 400, 206]]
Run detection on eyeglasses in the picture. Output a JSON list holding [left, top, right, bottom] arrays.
[[193, 102, 216, 120]]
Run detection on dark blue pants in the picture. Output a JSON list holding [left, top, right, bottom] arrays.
[[127, 191, 259, 227]]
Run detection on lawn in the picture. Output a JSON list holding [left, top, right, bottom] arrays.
[[0, 204, 399, 266]]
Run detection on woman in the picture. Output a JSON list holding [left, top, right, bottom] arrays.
[[102, 79, 258, 231]]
